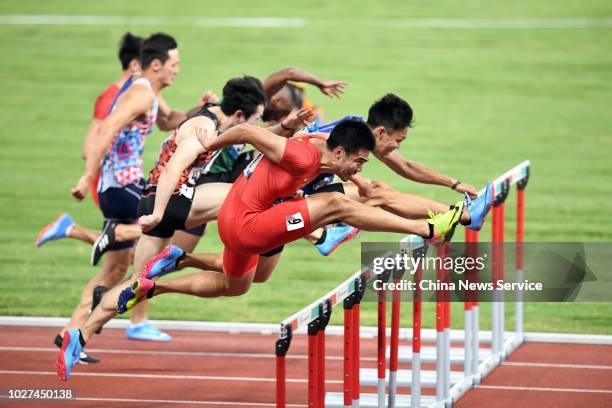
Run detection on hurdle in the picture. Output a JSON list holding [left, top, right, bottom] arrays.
[[275, 160, 530, 407]]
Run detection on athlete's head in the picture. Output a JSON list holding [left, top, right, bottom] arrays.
[[140, 32, 179, 87], [263, 83, 303, 122], [221, 76, 266, 127], [327, 118, 376, 181], [367, 94, 414, 155], [118, 32, 143, 74]]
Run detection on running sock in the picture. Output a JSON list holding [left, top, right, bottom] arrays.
[[54, 334, 62, 348], [314, 230, 327, 245], [147, 283, 156, 299], [176, 251, 187, 268], [78, 330, 86, 348], [426, 223, 434, 239], [459, 206, 470, 226]]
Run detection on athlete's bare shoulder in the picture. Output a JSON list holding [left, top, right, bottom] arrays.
[[114, 82, 155, 114], [175, 115, 216, 144]]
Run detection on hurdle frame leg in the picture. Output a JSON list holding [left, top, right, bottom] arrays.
[[276, 327, 292, 408]]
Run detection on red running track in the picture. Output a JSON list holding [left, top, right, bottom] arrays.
[[457, 342, 612, 408], [0, 325, 610, 407]]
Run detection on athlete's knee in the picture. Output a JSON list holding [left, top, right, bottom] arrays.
[[372, 180, 390, 190], [253, 267, 273, 283], [370, 180, 397, 205], [223, 281, 251, 296], [105, 260, 130, 284]]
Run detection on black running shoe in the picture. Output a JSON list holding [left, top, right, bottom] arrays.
[[91, 220, 118, 266], [92, 285, 109, 334], [78, 350, 100, 364], [54, 334, 100, 364]]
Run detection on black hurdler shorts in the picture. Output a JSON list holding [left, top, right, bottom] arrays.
[[137, 187, 193, 239]]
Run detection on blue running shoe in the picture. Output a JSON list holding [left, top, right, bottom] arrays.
[[315, 224, 361, 256], [55, 328, 82, 381], [142, 245, 185, 280], [36, 213, 74, 247], [465, 182, 494, 231], [125, 321, 172, 342]]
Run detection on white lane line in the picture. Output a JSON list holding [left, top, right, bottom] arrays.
[[0, 370, 343, 384], [479, 385, 612, 394], [504, 361, 612, 370], [0, 15, 305, 27], [0, 395, 306, 407], [380, 18, 612, 29], [0, 15, 611, 29], [0, 345, 377, 362]]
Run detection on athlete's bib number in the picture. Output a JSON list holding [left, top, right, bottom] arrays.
[[286, 212, 305, 231]]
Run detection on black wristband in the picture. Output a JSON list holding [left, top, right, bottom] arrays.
[[280, 122, 293, 131], [451, 180, 461, 190]]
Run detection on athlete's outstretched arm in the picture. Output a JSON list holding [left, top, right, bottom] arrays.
[[263, 66, 347, 99], [71, 85, 154, 200], [265, 107, 314, 137], [376, 150, 477, 198], [139, 116, 212, 232], [200, 123, 287, 165]]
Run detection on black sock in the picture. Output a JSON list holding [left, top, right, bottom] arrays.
[[78, 330, 86, 348], [458, 207, 470, 226], [426, 223, 434, 239], [54, 334, 63, 348], [314, 230, 327, 245], [147, 283, 156, 299], [449, 204, 454, 210]]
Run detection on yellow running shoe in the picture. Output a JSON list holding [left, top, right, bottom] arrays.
[[427, 201, 465, 246], [117, 278, 155, 314]]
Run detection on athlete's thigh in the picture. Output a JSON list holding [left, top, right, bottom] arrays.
[[222, 246, 259, 281], [342, 182, 360, 200], [248, 198, 315, 253], [187, 183, 233, 227], [253, 252, 282, 283], [304, 192, 347, 230]]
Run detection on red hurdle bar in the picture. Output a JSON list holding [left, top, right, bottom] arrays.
[[317, 299, 331, 407], [276, 326, 292, 408], [343, 293, 355, 408], [308, 318, 319, 407], [352, 276, 365, 407], [410, 250, 424, 408]]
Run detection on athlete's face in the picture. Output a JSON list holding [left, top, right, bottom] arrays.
[[374, 126, 408, 156], [227, 104, 265, 128], [335, 148, 370, 181], [264, 87, 294, 122], [159, 49, 180, 87], [245, 104, 265, 126]]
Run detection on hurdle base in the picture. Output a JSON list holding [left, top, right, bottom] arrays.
[[326, 392, 437, 408], [360, 368, 464, 388]]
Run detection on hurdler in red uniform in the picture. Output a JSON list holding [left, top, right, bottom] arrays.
[[218, 134, 323, 277]]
